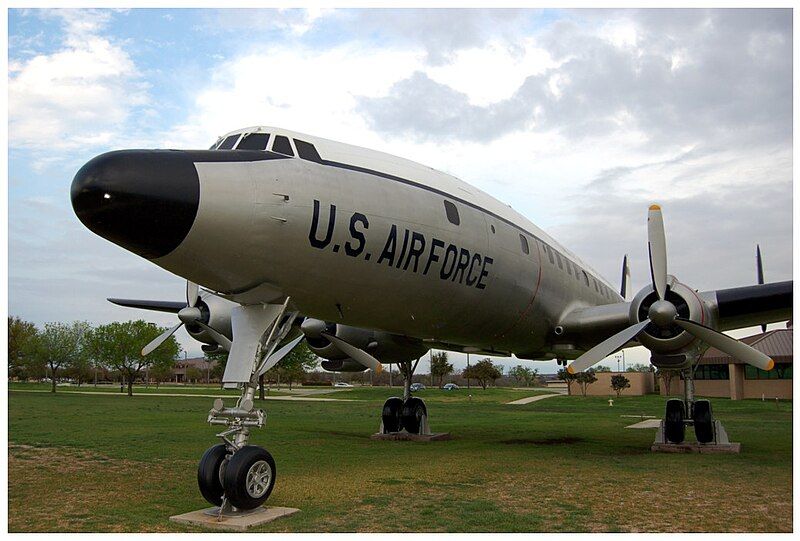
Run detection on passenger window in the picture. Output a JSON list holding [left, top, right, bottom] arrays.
[[444, 200, 460, 225], [545, 245, 555, 264], [272, 135, 294, 156], [238, 133, 270, 150], [294, 139, 322, 162], [217, 134, 240, 150], [519, 235, 529, 255], [555, 252, 563, 270]]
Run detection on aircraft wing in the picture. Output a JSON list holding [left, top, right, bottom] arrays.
[[558, 280, 793, 351]]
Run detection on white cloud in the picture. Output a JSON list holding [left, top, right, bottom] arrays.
[[8, 10, 147, 164]]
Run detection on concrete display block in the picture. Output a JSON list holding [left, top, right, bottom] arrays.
[[651, 442, 741, 454], [371, 432, 452, 441], [170, 506, 300, 531]]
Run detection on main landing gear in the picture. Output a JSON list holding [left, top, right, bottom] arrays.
[[379, 358, 433, 436], [197, 299, 298, 513], [655, 366, 732, 447]]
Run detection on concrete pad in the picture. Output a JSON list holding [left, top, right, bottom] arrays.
[[170, 506, 299, 531], [506, 394, 562, 405], [651, 442, 741, 454], [625, 419, 663, 429], [371, 432, 452, 441]]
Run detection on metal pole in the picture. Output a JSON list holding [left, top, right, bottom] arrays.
[[466, 353, 470, 389]]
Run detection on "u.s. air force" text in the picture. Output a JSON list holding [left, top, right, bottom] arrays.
[[308, 200, 493, 289]]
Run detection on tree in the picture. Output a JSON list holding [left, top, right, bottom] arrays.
[[429, 351, 453, 387], [186, 366, 203, 383], [149, 362, 174, 388], [657, 368, 678, 395], [557, 368, 578, 395], [267, 341, 317, 390], [86, 320, 180, 396], [462, 358, 502, 390], [576, 369, 598, 397], [24, 321, 87, 392], [8, 316, 37, 379], [626, 363, 653, 373], [509, 365, 539, 387], [595, 366, 612, 372], [610, 374, 631, 397]]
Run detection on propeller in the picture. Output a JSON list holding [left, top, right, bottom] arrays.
[[567, 205, 775, 374], [756, 245, 766, 333], [139, 281, 229, 356], [321, 332, 383, 374]]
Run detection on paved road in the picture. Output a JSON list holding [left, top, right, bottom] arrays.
[[506, 394, 564, 405], [10, 389, 353, 402]]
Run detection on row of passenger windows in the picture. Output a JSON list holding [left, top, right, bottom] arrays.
[[210, 133, 322, 162], [442, 199, 617, 301]]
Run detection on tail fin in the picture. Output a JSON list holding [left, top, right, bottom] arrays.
[[757, 245, 766, 333], [620, 254, 631, 300]]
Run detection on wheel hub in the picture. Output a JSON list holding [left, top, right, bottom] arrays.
[[245, 460, 272, 498]]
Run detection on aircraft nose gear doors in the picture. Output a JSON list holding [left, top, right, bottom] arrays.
[[199, 298, 297, 512]]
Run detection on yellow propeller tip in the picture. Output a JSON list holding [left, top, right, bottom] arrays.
[[766, 359, 775, 371], [649, 204, 661, 211], [375, 364, 383, 375], [566, 365, 575, 375]]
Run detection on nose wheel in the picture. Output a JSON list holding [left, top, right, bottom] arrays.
[[197, 444, 277, 510]]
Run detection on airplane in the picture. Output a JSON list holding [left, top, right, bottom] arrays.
[[70, 126, 792, 512]]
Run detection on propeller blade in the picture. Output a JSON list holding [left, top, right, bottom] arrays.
[[142, 322, 183, 356], [187, 281, 199, 308], [322, 332, 383, 374], [567, 319, 651, 374], [193, 321, 233, 352], [647, 204, 668, 300], [674, 318, 774, 371], [257, 335, 305, 376], [108, 299, 186, 314]]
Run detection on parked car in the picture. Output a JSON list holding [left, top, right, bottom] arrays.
[[442, 383, 460, 391], [333, 382, 353, 388], [410, 383, 426, 392]]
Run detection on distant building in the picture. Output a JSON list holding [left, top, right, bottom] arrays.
[[172, 357, 217, 383], [662, 323, 792, 400]]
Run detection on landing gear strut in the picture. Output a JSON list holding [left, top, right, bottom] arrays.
[[197, 298, 297, 512], [379, 358, 432, 436]]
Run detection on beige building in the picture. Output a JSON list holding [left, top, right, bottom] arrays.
[[661, 325, 792, 400], [575, 371, 655, 396], [172, 357, 217, 383]]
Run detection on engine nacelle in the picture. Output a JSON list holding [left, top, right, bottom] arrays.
[[185, 292, 235, 347], [320, 359, 369, 372], [629, 275, 715, 367], [302, 319, 428, 371]]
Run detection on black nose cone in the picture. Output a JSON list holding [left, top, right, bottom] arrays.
[[71, 150, 200, 259]]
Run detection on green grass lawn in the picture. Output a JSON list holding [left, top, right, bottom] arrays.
[[8, 384, 792, 532]]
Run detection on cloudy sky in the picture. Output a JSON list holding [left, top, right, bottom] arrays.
[[8, 8, 793, 373]]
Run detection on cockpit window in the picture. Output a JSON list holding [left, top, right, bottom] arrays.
[[209, 138, 222, 150], [237, 133, 270, 150], [217, 134, 240, 150], [294, 139, 322, 162], [272, 135, 294, 156]]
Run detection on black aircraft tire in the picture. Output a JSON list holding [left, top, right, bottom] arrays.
[[664, 399, 686, 444], [197, 444, 229, 506], [382, 397, 404, 433], [693, 399, 714, 444], [401, 397, 428, 434], [223, 445, 276, 510]]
